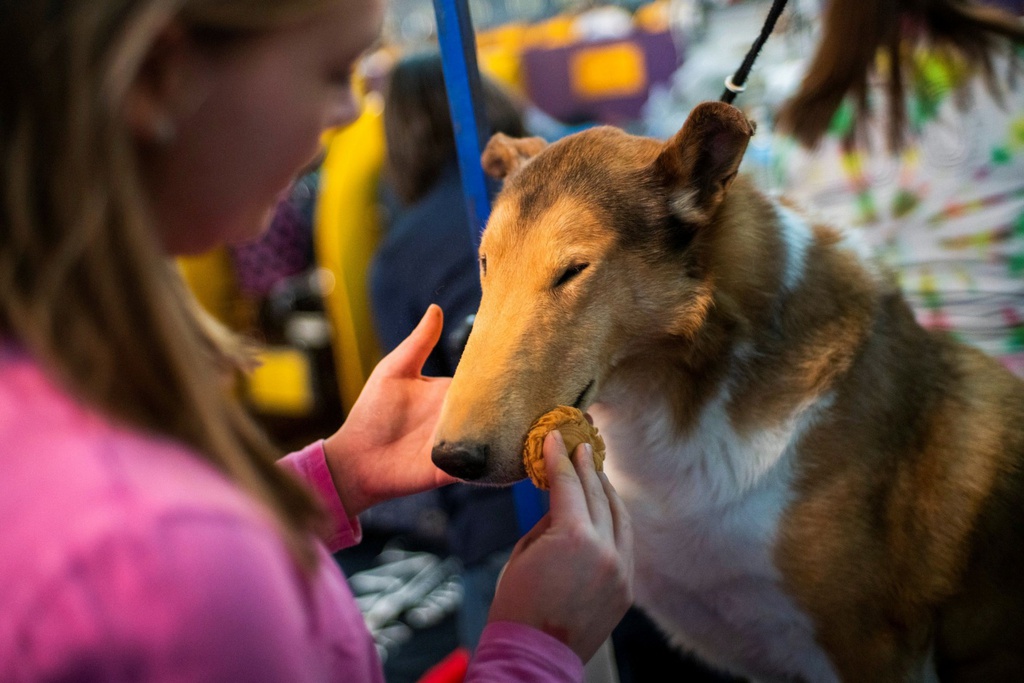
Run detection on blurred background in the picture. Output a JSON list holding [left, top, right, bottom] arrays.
[[176, 0, 1024, 680]]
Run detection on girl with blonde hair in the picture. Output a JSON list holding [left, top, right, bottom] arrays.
[[0, 1, 633, 679]]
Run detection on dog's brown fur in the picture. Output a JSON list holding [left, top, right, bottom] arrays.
[[431, 101, 1024, 681]]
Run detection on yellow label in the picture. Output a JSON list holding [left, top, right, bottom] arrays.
[[570, 43, 647, 99]]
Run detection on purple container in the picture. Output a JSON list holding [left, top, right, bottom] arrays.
[[520, 29, 682, 126]]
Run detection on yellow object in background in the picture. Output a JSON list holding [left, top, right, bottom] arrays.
[[315, 94, 386, 415], [522, 14, 576, 49], [177, 247, 244, 329], [177, 252, 315, 415], [634, 0, 670, 34], [477, 23, 528, 95], [570, 42, 647, 99], [246, 347, 316, 417]]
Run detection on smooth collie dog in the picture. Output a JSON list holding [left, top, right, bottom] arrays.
[[430, 101, 1024, 682]]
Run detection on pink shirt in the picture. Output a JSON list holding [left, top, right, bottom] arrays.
[[0, 348, 583, 682]]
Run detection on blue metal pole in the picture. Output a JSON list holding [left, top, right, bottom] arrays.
[[432, 0, 547, 535], [432, 0, 494, 237]]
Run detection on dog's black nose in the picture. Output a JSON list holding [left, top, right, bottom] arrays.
[[432, 442, 489, 480]]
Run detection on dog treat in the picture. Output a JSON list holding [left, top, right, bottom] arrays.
[[523, 406, 606, 490]]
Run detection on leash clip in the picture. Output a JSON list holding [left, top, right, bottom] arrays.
[[724, 75, 747, 94]]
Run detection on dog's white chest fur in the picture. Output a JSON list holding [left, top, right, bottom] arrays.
[[591, 378, 840, 683]]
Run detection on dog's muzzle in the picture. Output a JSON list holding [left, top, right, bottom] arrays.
[[432, 442, 490, 480]]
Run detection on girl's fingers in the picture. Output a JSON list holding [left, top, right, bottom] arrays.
[[572, 443, 613, 538], [543, 431, 589, 523], [382, 304, 443, 376], [600, 471, 634, 575]]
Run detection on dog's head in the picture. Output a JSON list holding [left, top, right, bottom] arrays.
[[431, 101, 755, 484]]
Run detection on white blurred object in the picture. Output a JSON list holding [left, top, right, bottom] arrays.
[[348, 548, 464, 662], [760, 56, 807, 113], [668, 0, 703, 38], [573, 5, 635, 41]]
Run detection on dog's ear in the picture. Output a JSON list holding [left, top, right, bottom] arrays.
[[654, 101, 755, 223], [481, 133, 548, 180]]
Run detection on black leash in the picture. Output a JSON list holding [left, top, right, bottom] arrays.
[[720, 0, 790, 104]]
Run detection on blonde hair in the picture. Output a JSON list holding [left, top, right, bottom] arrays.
[[776, 0, 1024, 151], [0, 0, 339, 567]]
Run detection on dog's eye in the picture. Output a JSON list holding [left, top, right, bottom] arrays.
[[480, 255, 487, 277], [554, 263, 589, 288]]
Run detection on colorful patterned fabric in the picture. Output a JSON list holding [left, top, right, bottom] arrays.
[[757, 53, 1024, 374], [229, 171, 319, 298]]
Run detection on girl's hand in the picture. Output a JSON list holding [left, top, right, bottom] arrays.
[[487, 431, 634, 662], [322, 305, 458, 517]]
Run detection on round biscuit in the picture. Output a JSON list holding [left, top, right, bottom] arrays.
[[522, 406, 606, 490]]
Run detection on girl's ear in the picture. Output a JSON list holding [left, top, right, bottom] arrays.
[[122, 22, 190, 144], [480, 133, 548, 180], [652, 101, 756, 224]]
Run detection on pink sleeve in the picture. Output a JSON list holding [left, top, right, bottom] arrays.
[[12, 515, 383, 683], [279, 440, 362, 552], [465, 621, 584, 683]]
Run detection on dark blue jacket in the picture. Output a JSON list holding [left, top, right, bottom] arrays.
[[370, 164, 521, 567]]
